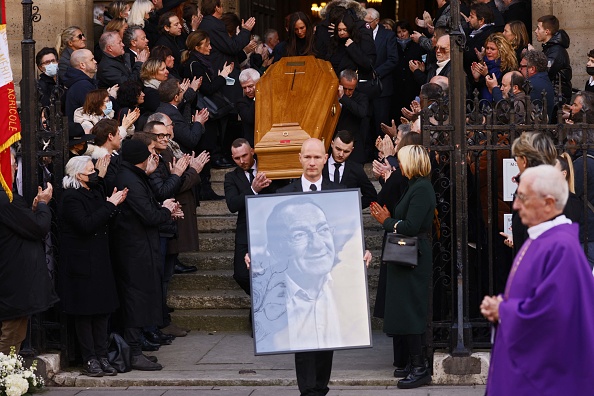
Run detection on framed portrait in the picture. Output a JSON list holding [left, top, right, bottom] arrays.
[[246, 189, 372, 355]]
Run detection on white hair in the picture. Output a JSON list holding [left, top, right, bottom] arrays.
[[264, 29, 277, 43], [63, 156, 92, 190], [522, 164, 568, 211], [366, 8, 380, 20], [239, 68, 261, 84], [94, 5, 105, 21], [147, 112, 170, 124]]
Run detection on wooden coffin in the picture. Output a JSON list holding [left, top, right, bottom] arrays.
[[254, 56, 341, 179]]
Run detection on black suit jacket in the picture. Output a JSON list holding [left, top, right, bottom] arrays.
[[322, 160, 377, 209], [224, 167, 279, 245], [236, 96, 255, 145], [277, 178, 342, 194], [336, 91, 369, 164], [155, 102, 204, 154], [373, 26, 398, 97]]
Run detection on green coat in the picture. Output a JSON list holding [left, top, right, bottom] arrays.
[[382, 176, 436, 335]]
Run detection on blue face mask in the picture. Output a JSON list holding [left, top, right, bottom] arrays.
[[103, 100, 113, 116], [44, 62, 58, 77]]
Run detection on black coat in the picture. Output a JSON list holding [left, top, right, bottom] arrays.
[[63, 68, 98, 122], [542, 30, 573, 103], [236, 96, 255, 146], [336, 91, 369, 164], [58, 186, 119, 315], [97, 52, 142, 88], [322, 160, 377, 208], [373, 26, 399, 98], [155, 102, 205, 154], [37, 73, 57, 108], [198, 15, 251, 103], [154, 33, 185, 76], [224, 166, 280, 246], [111, 161, 171, 327], [394, 40, 424, 109], [0, 192, 58, 321]]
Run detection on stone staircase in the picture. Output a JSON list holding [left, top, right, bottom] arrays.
[[169, 167, 384, 332]]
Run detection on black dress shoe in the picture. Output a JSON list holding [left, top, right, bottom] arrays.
[[397, 355, 431, 389], [212, 158, 234, 169], [131, 354, 163, 371], [144, 330, 172, 345], [200, 189, 225, 201], [82, 359, 104, 377], [142, 354, 158, 363], [155, 328, 176, 342], [99, 357, 117, 376], [393, 364, 411, 378], [140, 333, 160, 351], [174, 263, 198, 274]]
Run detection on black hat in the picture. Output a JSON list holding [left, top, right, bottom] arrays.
[[68, 122, 95, 147], [161, 0, 185, 13], [122, 139, 151, 165]]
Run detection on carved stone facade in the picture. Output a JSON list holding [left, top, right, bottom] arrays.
[[5, 0, 592, 100]]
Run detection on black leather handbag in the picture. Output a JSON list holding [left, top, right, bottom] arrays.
[[190, 61, 235, 120], [107, 332, 131, 373], [381, 233, 418, 268]]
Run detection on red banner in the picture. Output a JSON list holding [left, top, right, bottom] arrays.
[[0, 20, 22, 201]]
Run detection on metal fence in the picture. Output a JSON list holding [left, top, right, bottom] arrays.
[[422, 86, 594, 356]]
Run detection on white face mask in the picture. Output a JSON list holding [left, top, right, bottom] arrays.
[[44, 62, 58, 77]]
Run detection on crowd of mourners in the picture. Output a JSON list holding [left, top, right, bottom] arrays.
[[2, 0, 594, 391]]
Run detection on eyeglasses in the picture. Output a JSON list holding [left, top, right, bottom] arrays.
[[154, 133, 172, 140], [514, 192, 547, 203], [519, 64, 528, 69], [289, 225, 334, 245], [435, 46, 448, 53], [76, 33, 85, 40], [41, 59, 57, 66]]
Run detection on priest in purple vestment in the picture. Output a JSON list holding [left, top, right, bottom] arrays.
[[481, 164, 594, 396]]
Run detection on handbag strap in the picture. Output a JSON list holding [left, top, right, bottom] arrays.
[[190, 61, 213, 83]]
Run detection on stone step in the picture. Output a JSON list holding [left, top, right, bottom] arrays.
[[170, 269, 238, 290], [168, 289, 251, 310], [197, 200, 232, 216], [170, 308, 251, 331], [198, 215, 237, 232], [178, 251, 234, 270], [210, 167, 234, 183]]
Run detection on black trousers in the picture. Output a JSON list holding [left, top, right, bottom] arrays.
[[393, 334, 423, 366], [124, 327, 143, 356], [295, 350, 334, 396], [233, 243, 250, 295], [74, 314, 110, 362]]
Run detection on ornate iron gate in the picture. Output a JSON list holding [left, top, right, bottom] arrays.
[[424, 0, 594, 358], [18, 0, 71, 364]]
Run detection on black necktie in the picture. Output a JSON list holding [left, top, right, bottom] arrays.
[[333, 163, 341, 183], [247, 169, 254, 184], [310, 184, 317, 191]]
